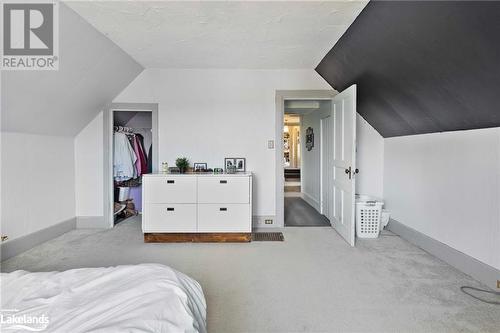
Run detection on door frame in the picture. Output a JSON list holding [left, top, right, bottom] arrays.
[[275, 90, 336, 228], [103, 103, 159, 228], [319, 115, 330, 215]]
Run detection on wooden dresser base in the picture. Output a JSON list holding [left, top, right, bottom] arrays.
[[144, 233, 252, 243]]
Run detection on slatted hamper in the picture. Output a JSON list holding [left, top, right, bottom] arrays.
[[355, 197, 384, 238]]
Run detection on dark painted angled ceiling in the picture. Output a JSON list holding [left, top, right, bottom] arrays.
[[315, 1, 500, 138]]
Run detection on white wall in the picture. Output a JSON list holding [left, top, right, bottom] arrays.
[[74, 112, 103, 217], [384, 128, 500, 270], [356, 114, 384, 199], [1, 132, 75, 240], [299, 102, 331, 209], [115, 69, 331, 217]]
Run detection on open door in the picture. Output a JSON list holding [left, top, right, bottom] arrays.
[[327, 85, 357, 246]]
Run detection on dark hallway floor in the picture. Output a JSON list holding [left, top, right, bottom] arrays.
[[284, 197, 331, 227]]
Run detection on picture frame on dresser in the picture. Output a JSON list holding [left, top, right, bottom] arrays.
[[193, 163, 208, 172], [225, 157, 246, 172], [224, 158, 235, 170], [235, 158, 246, 172]]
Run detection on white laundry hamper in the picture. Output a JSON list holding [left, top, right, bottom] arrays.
[[355, 195, 384, 238]]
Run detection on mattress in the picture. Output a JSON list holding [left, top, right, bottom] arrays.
[[0, 263, 207, 333]]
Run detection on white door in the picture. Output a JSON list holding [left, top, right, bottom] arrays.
[[320, 115, 332, 218], [329, 85, 357, 246]]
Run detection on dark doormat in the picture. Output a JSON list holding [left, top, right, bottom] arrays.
[[252, 232, 284, 241]]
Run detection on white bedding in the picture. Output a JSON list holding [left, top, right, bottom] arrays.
[[0, 264, 207, 333]]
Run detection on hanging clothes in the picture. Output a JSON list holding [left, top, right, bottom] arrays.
[[134, 129, 152, 160], [135, 134, 148, 174], [114, 132, 137, 181], [125, 134, 138, 179], [132, 135, 147, 176], [147, 144, 153, 174]]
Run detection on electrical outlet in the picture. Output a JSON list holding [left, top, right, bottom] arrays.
[[265, 219, 273, 225], [267, 140, 275, 149]]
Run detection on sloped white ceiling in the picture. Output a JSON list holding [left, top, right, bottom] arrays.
[[1, 3, 143, 136], [66, 1, 368, 69]]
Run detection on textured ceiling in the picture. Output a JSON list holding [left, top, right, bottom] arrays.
[[65, 1, 368, 69], [316, 1, 500, 137]]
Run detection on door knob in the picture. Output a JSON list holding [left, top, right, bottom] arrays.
[[344, 167, 358, 180]]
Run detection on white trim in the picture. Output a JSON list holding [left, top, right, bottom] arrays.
[[388, 219, 500, 290], [275, 90, 336, 228], [302, 192, 320, 212], [299, 115, 304, 194], [1, 218, 76, 261], [319, 117, 325, 214]]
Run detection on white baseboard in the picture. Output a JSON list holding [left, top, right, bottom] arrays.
[[1, 217, 76, 261], [388, 219, 500, 290], [76, 216, 107, 228], [302, 192, 320, 212]]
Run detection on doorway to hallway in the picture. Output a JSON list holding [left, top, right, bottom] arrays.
[[282, 99, 332, 227], [284, 197, 330, 226], [284, 114, 302, 197]]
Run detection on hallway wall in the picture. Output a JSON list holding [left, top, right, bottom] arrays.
[[300, 102, 331, 210]]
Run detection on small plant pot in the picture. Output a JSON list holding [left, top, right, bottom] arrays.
[[175, 157, 189, 174]]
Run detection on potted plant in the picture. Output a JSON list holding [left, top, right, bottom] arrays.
[[175, 157, 189, 174]]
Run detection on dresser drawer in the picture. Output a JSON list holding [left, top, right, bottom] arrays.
[[144, 176, 196, 203], [197, 204, 251, 232], [143, 204, 197, 232], [198, 177, 250, 203]]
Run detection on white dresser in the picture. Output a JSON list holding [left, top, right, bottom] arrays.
[[142, 173, 252, 242]]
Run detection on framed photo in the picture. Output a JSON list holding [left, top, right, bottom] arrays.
[[225, 158, 246, 172], [306, 127, 314, 151], [235, 158, 246, 172], [168, 167, 180, 174], [193, 163, 208, 172], [224, 158, 235, 171]]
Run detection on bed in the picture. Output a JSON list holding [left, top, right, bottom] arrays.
[[0, 263, 206, 333]]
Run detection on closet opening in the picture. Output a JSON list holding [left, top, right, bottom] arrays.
[[105, 103, 158, 228], [112, 109, 153, 225]]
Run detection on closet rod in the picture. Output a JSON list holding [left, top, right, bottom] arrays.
[[114, 126, 152, 133]]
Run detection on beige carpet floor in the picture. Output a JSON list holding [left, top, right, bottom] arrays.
[[2, 216, 499, 332]]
